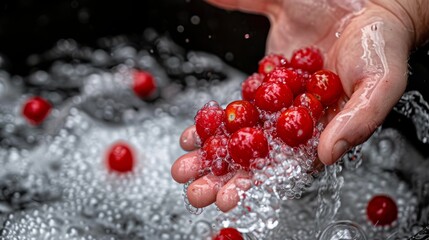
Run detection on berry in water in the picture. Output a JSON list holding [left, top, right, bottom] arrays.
[[258, 54, 288, 75], [211, 159, 230, 176], [254, 82, 293, 112], [225, 100, 259, 133], [290, 47, 323, 73], [293, 93, 324, 121], [132, 70, 157, 99], [306, 69, 342, 106], [366, 195, 398, 226], [194, 101, 225, 144], [22, 96, 52, 125], [264, 67, 304, 95], [213, 227, 244, 240], [228, 127, 268, 168], [276, 107, 314, 147], [106, 142, 135, 173], [241, 73, 264, 101], [201, 135, 229, 169]]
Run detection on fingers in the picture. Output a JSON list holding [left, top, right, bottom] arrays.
[[186, 173, 228, 208], [205, 0, 277, 15], [216, 170, 252, 212], [171, 151, 201, 183], [180, 125, 198, 151]]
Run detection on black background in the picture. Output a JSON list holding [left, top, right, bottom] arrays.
[[0, 0, 428, 155], [0, 0, 269, 75]]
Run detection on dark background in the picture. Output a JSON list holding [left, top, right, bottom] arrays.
[[0, 0, 269, 75], [0, 0, 428, 155]]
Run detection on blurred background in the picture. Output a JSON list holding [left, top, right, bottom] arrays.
[[0, 0, 428, 153]]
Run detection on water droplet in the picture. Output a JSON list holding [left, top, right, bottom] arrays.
[[190, 15, 200, 25], [335, 32, 341, 38], [177, 25, 184, 33]]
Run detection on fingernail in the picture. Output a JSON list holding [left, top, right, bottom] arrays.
[[332, 140, 349, 163]]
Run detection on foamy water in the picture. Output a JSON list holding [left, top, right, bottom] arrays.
[[0, 30, 428, 239]]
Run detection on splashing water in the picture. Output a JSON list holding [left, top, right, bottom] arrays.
[[0, 30, 428, 240], [394, 91, 429, 143]]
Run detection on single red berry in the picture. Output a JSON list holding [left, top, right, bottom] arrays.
[[290, 47, 323, 73], [201, 135, 229, 169], [228, 127, 268, 168], [294, 93, 324, 121], [22, 96, 52, 125], [366, 195, 398, 226], [132, 70, 157, 99], [211, 159, 230, 176], [258, 54, 288, 75], [264, 67, 304, 95], [276, 107, 314, 147], [306, 69, 342, 106], [106, 142, 135, 173], [213, 228, 244, 240], [241, 73, 264, 101], [254, 82, 293, 112], [225, 100, 259, 133], [194, 101, 225, 144]]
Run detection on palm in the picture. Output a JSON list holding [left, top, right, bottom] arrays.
[[172, 0, 413, 212]]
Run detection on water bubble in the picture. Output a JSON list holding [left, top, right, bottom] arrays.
[[318, 221, 367, 240], [190, 16, 200, 25], [177, 25, 184, 33], [225, 52, 234, 61]]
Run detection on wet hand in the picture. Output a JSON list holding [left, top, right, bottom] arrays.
[[206, 0, 421, 164]]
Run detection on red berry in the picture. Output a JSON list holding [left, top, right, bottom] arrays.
[[290, 47, 323, 73], [294, 93, 324, 121], [133, 70, 157, 99], [228, 127, 268, 168], [106, 142, 135, 173], [225, 100, 259, 133], [306, 69, 342, 106], [254, 82, 293, 112], [213, 228, 243, 240], [211, 159, 230, 176], [258, 54, 288, 75], [22, 96, 52, 125], [264, 67, 304, 95], [195, 101, 225, 144], [276, 107, 314, 147], [241, 73, 264, 101], [201, 135, 229, 169], [366, 195, 398, 226]]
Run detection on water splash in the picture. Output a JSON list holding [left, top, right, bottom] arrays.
[[315, 164, 344, 236], [394, 91, 429, 143]]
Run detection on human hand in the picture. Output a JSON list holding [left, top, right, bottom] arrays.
[[172, 0, 429, 211]]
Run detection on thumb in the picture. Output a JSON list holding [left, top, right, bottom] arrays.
[[318, 71, 407, 165], [318, 18, 411, 165]]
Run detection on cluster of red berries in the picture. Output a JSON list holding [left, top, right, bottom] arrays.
[[194, 47, 343, 176]]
